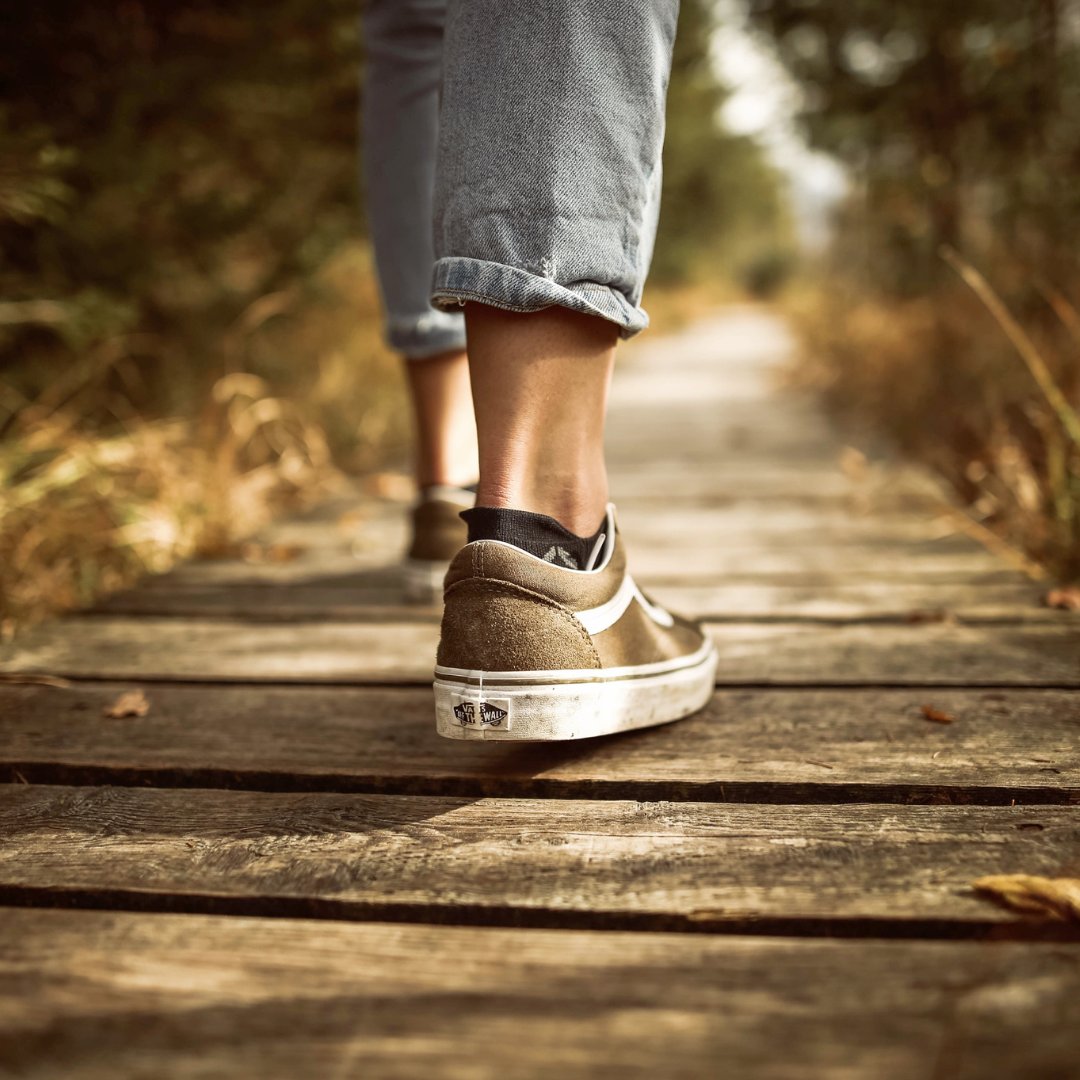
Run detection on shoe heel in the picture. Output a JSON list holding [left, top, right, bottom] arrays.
[[434, 678, 601, 741], [433, 645, 717, 743]]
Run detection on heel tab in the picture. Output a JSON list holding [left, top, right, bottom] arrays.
[[443, 538, 503, 588]]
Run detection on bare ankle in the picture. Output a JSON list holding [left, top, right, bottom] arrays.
[[475, 476, 607, 536], [405, 349, 478, 490], [466, 304, 616, 536]]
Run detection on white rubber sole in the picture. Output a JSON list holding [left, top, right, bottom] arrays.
[[401, 558, 450, 604], [433, 641, 718, 742]]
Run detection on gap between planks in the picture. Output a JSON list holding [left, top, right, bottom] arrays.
[[3, 684, 1076, 804], [2, 889, 1077, 943], [1, 787, 1077, 941], [2, 764, 1076, 805], [73, 608, 1069, 628], [4, 672, 1080, 691]]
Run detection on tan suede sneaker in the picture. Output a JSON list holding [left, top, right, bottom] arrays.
[[402, 485, 474, 603], [433, 505, 717, 740]]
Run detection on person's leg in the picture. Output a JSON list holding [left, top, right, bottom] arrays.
[[467, 306, 616, 536], [432, 0, 674, 534], [404, 348, 476, 490], [361, 0, 477, 493], [362, 0, 477, 599], [429, 0, 716, 741]]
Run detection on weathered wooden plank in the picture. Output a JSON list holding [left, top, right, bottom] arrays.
[[1, 910, 1078, 1079], [654, 582, 1054, 623], [1, 786, 1077, 930], [155, 498, 1009, 588], [2, 616, 1075, 684], [145, 552, 1021, 591], [93, 587, 440, 621], [603, 541, 1009, 580], [90, 579, 1057, 624], [268, 497, 957, 538], [264, 501, 968, 549], [147, 544, 1013, 592], [607, 427, 843, 469], [89, 498, 1053, 620], [702, 621, 1078, 685], [609, 312, 874, 483], [149, 493, 1009, 590], [609, 465, 921, 501], [2, 684, 1076, 800], [616, 503, 992, 551]]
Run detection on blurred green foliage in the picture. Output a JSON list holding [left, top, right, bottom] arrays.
[[750, 0, 1080, 579], [748, 0, 1080, 293], [0, 0, 363, 421], [0, 0, 789, 437], [652, 0, 793, 286], [0, 0, 792, 622]]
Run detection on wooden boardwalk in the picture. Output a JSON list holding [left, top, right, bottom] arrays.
[[2, 308, 1078, 1078]]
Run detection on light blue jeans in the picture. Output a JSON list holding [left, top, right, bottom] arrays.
[[362, 0, 679, 360]]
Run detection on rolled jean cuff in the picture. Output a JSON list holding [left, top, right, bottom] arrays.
[[387, 310, 467, 361], [431, 257, 649, 338]]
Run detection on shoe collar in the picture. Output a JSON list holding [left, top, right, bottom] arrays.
[[466, 503, 618, 576]]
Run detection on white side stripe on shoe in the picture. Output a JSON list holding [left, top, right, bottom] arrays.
[[575, 574, 675, 634]]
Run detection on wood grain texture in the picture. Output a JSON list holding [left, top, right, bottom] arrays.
[[4, 308, 1076, 1079], [2, 910, 1078, 1080], [1, 684, 1076, 802], [135, 492, 1011, 591], [3, 616, 1076, 685], [93, 579, 1056, 624], [141, 540, 1010, 589], [1, 786, 1078, 929]]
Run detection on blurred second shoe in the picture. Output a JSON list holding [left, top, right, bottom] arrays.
[[402, 484, 474, 603]]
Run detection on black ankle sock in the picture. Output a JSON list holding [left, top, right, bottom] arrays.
[[461, 507, 606, 570]]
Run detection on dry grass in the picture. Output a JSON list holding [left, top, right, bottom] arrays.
[[0, 377, 343, 635], [0, 242, 409, 633], [240, 244, 411, 475], [1, 245, 774, 632], [786, 262, 1080, 583]]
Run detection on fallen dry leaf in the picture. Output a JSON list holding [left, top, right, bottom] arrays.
[[920, 704, 954, 724], [240, 542, 304, 564], [973, 874, 1080, 921], [1045, 587, 1080, 611], [266, 542, 304, 563], [838, 446, 869, 481], [103, 689, 150, 719], [905, 608, 952, 625], [685, 909, 730, 923]]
